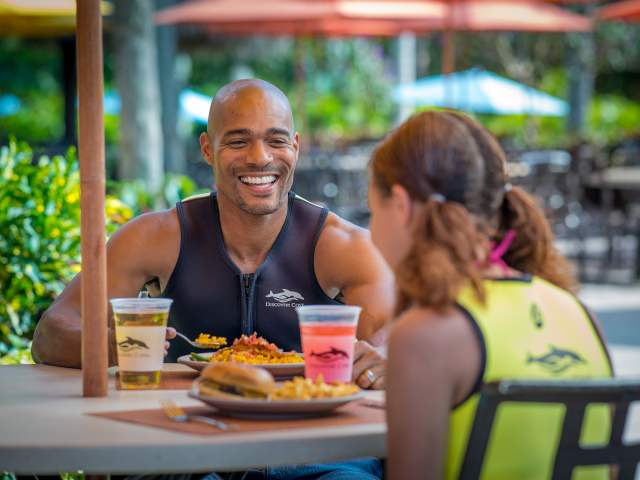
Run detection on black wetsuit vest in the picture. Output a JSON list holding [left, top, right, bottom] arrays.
[[162, 192, 340, 361]]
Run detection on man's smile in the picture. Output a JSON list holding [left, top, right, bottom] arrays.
[[237, 173, 281, 195], [239, 174, 278, 185]]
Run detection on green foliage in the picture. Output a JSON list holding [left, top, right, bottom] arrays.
[[0, 140, 133, 356], [587, 95, 640, 146], [188, 37, 394, 146], [0, 346, 33, 365], [108, 173, 204, 215], [0, 38, 64, 143], [294, 39, 394, 146], [478, 68, 640, 149]]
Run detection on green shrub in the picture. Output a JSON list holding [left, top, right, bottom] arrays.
[[0, 140, 133, 357], [108, 173, 204, 215]]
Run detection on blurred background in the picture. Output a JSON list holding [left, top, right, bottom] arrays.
[[0, 0, 639, 365]]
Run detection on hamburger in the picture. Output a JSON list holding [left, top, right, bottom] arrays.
[[197, 363, 275, 399]]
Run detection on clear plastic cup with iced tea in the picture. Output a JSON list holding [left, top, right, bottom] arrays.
[[296, 305, 361, 383], [110, 298, 172, 390]]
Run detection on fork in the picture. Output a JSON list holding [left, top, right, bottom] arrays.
[[174, 331, 224, 350], [160, 400, 237, 431]]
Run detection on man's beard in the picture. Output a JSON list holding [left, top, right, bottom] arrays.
[[236, 191, 287, 215]]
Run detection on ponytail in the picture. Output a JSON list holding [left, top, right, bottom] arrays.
[[500, 186, 576, 291], [394, 198, 485, 313]]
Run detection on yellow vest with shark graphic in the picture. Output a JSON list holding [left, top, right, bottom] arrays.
[[445, 276, 613, 480]]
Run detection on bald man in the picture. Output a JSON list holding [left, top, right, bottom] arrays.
[[32, 79, 394, 390]]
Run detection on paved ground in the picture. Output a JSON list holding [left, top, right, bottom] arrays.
[[580, 283, 640, 348]]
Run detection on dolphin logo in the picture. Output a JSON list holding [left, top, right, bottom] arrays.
[[310, 347, 350, 363], [266, 289, 304, 303], [118, 336, 149, 352], [527, 345, 585, 374]]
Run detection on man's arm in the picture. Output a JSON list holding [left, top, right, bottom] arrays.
[[315, 213, 395, 339], [315, 213, 396, 388], [31, 210, 179, 368]]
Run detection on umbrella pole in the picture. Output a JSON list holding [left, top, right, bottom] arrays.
[[76, 0, 108, 397]]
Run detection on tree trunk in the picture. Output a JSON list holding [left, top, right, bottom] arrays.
[[566, 3, 596, 140], [156, 0, 185, 175], [567, 32, 595, 140], [396, 32, 416, 125], [113, 0, 164, 206]]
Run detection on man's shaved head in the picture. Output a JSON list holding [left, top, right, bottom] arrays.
[[207, 79, 294, 139], [199, 78, 300, 217]]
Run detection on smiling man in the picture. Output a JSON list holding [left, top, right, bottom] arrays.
[[32, 79, 394, 392]]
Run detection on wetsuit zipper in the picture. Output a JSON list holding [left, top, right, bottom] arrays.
[[241, 273, 255, 334]]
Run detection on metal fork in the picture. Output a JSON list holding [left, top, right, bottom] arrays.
[[160, 400, 237, 431], [174, 331, 224, 350]]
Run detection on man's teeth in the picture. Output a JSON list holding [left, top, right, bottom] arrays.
[[240, 175, 277, 185]]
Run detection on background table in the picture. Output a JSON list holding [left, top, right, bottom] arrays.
[[0, 364, 386, 475]]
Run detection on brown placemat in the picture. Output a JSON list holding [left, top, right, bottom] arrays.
[[115, 370, 199, 390], [90, 402, 385, 436]]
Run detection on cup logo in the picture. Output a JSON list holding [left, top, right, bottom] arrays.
[[118, 336, 150, 352], [310, 347, 349, 363]]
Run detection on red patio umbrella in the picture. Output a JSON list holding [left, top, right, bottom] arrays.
[[597, 0, 640, 21], [155, 0, 590, 33], [156, 0, 591, 73]]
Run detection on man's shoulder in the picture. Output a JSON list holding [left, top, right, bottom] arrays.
[[316, 212, 371, 255], [321, 212, 370, 242], [111, 208, 180, 247]]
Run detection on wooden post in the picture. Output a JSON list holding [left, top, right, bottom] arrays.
[[76, 0, 108, 397]]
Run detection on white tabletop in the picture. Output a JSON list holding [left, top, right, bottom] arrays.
[[0, 364, 386, 475]]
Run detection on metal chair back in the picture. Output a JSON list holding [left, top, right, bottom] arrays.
[[459, 379, 640, 480]]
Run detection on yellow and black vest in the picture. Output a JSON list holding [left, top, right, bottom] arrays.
[[446, 276, 613, 479]]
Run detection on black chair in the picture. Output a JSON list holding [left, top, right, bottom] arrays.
[[459, 379, 640, 480]]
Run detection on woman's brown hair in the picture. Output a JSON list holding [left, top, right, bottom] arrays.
[[370, 110, 574, 313]]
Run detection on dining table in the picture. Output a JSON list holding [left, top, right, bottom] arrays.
[[0, 363, 386, 475]]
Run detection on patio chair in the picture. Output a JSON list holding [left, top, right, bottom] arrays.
[[459, 379, 640, 480]]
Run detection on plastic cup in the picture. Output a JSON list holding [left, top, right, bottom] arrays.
[[110, 298, 172, 390], [296, 305, 361, 383]]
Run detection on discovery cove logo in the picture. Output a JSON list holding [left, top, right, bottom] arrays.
[[117, 336, 149, 352], [265, 289, 305, 308]]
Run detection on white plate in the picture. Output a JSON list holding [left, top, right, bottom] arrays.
[[177, 352, 305, 378], [188, 384, 364, 418]]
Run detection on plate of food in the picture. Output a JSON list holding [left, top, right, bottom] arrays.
[[178, 333, 305, 377], [189, 363, 363, 418]]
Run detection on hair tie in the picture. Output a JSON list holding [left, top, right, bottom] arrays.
[[430, 193, 446, 203], [504, 183, 513, 193]]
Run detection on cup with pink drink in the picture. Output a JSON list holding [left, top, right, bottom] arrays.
[[296, 305, 361, 383]]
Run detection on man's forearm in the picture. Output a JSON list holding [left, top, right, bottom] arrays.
[[32, 311, 117, 368], [32, 311, 83, 368]]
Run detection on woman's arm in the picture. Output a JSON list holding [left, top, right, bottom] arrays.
[[386, 306, 483, 479]]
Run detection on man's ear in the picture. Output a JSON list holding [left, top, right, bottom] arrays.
[[293, 132, 300, 156], [199, 132, 214, 166], [390, 184, 413, 227]]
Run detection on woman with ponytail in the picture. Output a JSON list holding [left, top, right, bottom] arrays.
[[369, 111, 613, 479]]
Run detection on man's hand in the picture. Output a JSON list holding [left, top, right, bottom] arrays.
[[352, 340, 386, 390], [165, 327, 176, 356]]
